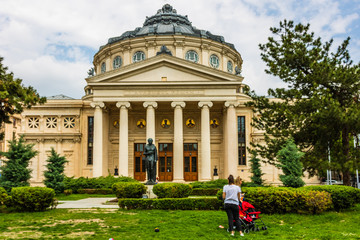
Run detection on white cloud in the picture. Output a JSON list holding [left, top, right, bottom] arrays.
[[0, 0, 359, 98]]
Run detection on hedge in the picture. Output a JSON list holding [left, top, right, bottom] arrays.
[[302, 185, 360, 211], [112, 182, 146, 198], [0, 187, 8, 205], [77, 188, 113, 194], [153, 183, 192, 198], [64, 175, 137, 193], [118, 198, 222, 210], [190, 188, 220, 196], [9, 187, 56, 212], [190, 179, 228, 189], [217, 187, 334, 214]]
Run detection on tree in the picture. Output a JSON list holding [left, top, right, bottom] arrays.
[[0, 136, 37, 192], [0, 56, 46, 140], [44, 148, 68, 194], [247, 20, 360, 186], [277, 139, 305, 188], [249, 150, 264, 186]]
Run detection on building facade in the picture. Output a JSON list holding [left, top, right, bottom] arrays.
[[2, 4, 318, 185]]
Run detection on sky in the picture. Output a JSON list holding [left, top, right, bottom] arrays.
[[0, 0, 359, 99]]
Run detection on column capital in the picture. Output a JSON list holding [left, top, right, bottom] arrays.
[[198, 101, 213, 108], [90, 101, 105, 109], [171, 101, 186, 108], [116, 101, 131, 109], [143, 101, 158, 109], [224, 101, 240, 108]]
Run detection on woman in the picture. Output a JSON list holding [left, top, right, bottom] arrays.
[[222, 175, 244, 237]]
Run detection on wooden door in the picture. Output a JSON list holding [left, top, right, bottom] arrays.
[[158, 143, 173, 181], [134, 143, 146, 181], [184, 143, 198, 181]]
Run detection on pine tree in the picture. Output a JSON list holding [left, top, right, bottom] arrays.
[[43, 148, 68, 194], [249, 150, 264, 186], [0, 136, 37, 192], [276, 139, 305, 188]]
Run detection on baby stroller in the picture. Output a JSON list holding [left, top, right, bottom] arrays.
[[238, 200, 267, 233]]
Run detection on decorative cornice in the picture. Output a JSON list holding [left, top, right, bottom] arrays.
[[171, 101, 186, 108]]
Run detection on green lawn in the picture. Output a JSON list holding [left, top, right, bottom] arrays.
[[0, 204, 359, 239], [55, 193, 116, 201]]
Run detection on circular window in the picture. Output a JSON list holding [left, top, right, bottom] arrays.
[[113, 56, 122, 69], [133, 51, 145, 63], [209, 54, 219, 68], [227, 61, 233, 73], [185, 50, 199, 63], [101, 62, 106, 73]]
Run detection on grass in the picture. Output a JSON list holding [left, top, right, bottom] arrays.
[[55, 194, 116, 201], [0, 204, 359, 239]]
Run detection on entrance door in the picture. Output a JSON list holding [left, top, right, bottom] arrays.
[[158, 143, 173, 181], [134, 143, 146, 181], [184, 143, 198, 181]]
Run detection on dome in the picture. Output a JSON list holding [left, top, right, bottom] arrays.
[[102, 4, 236, 50]]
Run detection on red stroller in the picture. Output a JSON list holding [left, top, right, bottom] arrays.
[[238, 201, 267, 233]]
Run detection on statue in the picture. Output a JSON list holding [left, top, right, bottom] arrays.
[[87, 67, 95, 77], [144, 138, 158, 185]]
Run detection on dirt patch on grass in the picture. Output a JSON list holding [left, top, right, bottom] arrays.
[[63, 231, 95, 238], [68, 208, 119, 213], [43, 219, 105, 227], [0, 230, 42, 239]]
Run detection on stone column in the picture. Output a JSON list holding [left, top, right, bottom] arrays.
[[224, 101, 239, 177], [171, 101, 186, 182], [90, 101, 105, 177], [116, 102, 131, 177], [143, 102, 158, 143], [198, 101, 213, 181]]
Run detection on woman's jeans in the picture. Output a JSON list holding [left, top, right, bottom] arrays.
[[224, 203, 242, 232]]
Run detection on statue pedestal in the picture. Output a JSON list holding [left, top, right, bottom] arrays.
[[144, 185, 157, 198]]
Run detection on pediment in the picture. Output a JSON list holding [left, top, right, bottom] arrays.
[[87, 54, 243, 85]]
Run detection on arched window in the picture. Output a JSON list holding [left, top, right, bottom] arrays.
[[133, 51, 145, 63], [113, 56, 122, 69], [227, 60, 233, 73], [209, 54, 219, 68], [185, 50, 199, 63], [101, 62, 106, 73]]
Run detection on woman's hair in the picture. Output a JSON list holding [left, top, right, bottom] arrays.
[[235, 176, 242, 186], [228, 175, 234, 184]]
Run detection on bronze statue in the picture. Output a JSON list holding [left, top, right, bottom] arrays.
[[144, 138, 158, 185]]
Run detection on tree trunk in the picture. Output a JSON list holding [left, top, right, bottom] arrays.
[[342, 128, 351, 186]]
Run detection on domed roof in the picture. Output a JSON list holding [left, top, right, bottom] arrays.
[[101, 4, 236, 50]]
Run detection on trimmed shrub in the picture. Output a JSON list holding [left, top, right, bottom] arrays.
[[0, 187, 8, 205], [302, 185, 360, 211], [112, 182, 146, 198], [64, 175, 137, 193], [63, 189, 73, 196], [190, 179, 228, 189], [9, 187, 56, 212], [77, 188, 113, 194], [190, 188, 220, 196], [118, 198, 222, 210], [297, 190, 332, 214], [152, 183, 192, 198]]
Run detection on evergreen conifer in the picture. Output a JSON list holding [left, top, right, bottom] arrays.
[[44, 148, 68, 194], [249, 150, 264, 186]]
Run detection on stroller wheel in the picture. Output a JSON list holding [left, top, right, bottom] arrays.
[[244, 229, 250, 234], [263, 226, 267, 230], [255, 227, 260, 231]]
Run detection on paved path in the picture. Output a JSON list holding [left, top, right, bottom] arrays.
[[57, 198, 119, 209]]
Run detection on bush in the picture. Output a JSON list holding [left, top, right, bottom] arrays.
[[152, 183, 192, 198], [64, 175, 137, 193], [63, 189, 73, 196], [302, 185, 360, 211], [77, 188, 113, 194], [9, 187, 56, 212], [0, 187, 8, 205], [190, 188, 219, 196], [297, 190, 332, 214], [112, 182, 146, 198], [118, 198, 222, 210], [190, 179, 228, 189]]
